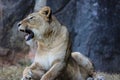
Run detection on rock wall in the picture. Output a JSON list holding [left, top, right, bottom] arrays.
[[47, 0, 120, 73], [0, 0, 120, 73], [0, 0, 35, 54]]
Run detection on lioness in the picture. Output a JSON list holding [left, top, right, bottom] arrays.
[[18, 6, 100, 80]]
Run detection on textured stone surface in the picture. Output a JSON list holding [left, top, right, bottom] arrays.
[[0, 0, 35, 52], [47, 0, 120, 73]]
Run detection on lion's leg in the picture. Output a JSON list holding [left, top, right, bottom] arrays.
[[40, 61, 65, 80], [22, 62, 45, 80], [71, 52, 95, 76], [31, 69, 45, 80], [72, 52, 105, 80]]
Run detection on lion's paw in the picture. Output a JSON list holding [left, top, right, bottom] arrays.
[[87, 77, 94, 80], [95, 75, 105, 80], [21, 67, 33, 80], [87, 75, 105, 80], [21, 76, 32, 80]]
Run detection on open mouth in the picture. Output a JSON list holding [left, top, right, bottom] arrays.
[[20, 29, 34, 41]]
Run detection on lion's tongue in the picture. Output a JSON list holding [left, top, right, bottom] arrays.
[[25, 34, 33, 41], [25, 34, 29, 41], [25, 34, 31, 41]]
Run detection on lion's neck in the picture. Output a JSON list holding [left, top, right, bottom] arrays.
[[35, 16, 69, 53], [37, 26, 69, 53]]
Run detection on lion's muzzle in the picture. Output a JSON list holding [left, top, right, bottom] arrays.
[[17, 22, 34, 41]]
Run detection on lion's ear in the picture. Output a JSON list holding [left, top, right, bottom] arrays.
[[39, 6, 52, 22]]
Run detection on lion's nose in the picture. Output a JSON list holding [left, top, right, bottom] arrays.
[[17, 22, 21, 27]]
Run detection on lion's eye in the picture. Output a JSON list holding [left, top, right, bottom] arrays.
[[27, 16, 36, 24], [28, 16, 35, 23]]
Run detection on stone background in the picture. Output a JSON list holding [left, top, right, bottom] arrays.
[[0, 0, 120, 73]]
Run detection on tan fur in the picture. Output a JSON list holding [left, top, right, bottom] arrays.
[[18, 6, 101, 80]]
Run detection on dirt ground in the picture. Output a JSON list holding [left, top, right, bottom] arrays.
[[0, 66, 120, 80], [0, 66, 24, 80], [0, 53, 31, 80]]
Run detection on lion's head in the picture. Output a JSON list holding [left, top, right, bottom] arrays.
[[18, 6, 52, 41]]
